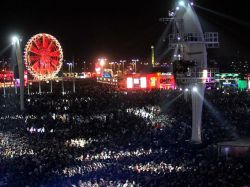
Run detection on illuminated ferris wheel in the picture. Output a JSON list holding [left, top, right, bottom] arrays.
[[24, 33, 63, 80]]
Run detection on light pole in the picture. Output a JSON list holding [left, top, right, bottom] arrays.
[[27, 81, 29, 95], [50, 80, 53, 93], [109, 62, 114, 71], [14, 79, 17, 94], [72, 60, 75, 93], [83, 61, 86, 72], [28, 82, 31, 95], [132, 59, 139, 73], [67, 62, 73, 75], [62, 78, 64, 95], [114, 62, 117, 74], [117, 62, 121, 72], [38, 62, 42, 95], [12, 35, 24, 111], [3, 64, 6, 98], [73, 77, 76, 93], [39, 80, 42, 94], [120, 60, 126, 74]]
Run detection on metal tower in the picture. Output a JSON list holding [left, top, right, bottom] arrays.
[[163, 0, 219, 143], [151, 45, 155, 67]]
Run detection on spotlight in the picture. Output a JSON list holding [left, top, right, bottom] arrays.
[[168, 11, 175, 17], [176, 6, 180, 11], [12, 36, 19, 44], [185, 88, 189, 92], [190, 2, 194, 6], [180, 88, 183, 91], [192, 86, 198, 92], [178, 1, 185, 7]]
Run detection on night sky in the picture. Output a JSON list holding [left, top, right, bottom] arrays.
[[1, 0, 250, 64]]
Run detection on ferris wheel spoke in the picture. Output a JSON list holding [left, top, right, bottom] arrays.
[[33, 39, 42, 50], [49, 50, 60, 57], [50, 63, 56, 71], [29, 56, 40, 62], [40, 69, 46, 75], [50, 60, 58, 70], [32, 61, 40, 71], [49, 44, 57, 53], [42, 36, 48, 49], [30, 46, 41, 56], [47, 40, 53, 51], [51, 59, 58, 65]]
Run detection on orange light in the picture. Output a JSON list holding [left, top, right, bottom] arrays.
[[150, 77, 156, 87], [100, 59, 105, 66], [99, 58, 107, 67]]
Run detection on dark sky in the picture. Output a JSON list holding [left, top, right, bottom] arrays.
[[1, 0, 250, 62]]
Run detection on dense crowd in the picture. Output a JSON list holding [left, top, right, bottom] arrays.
[[0, 80, 250, 186]]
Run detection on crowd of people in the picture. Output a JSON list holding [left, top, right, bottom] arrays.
[[0, 80, 250, 186]]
